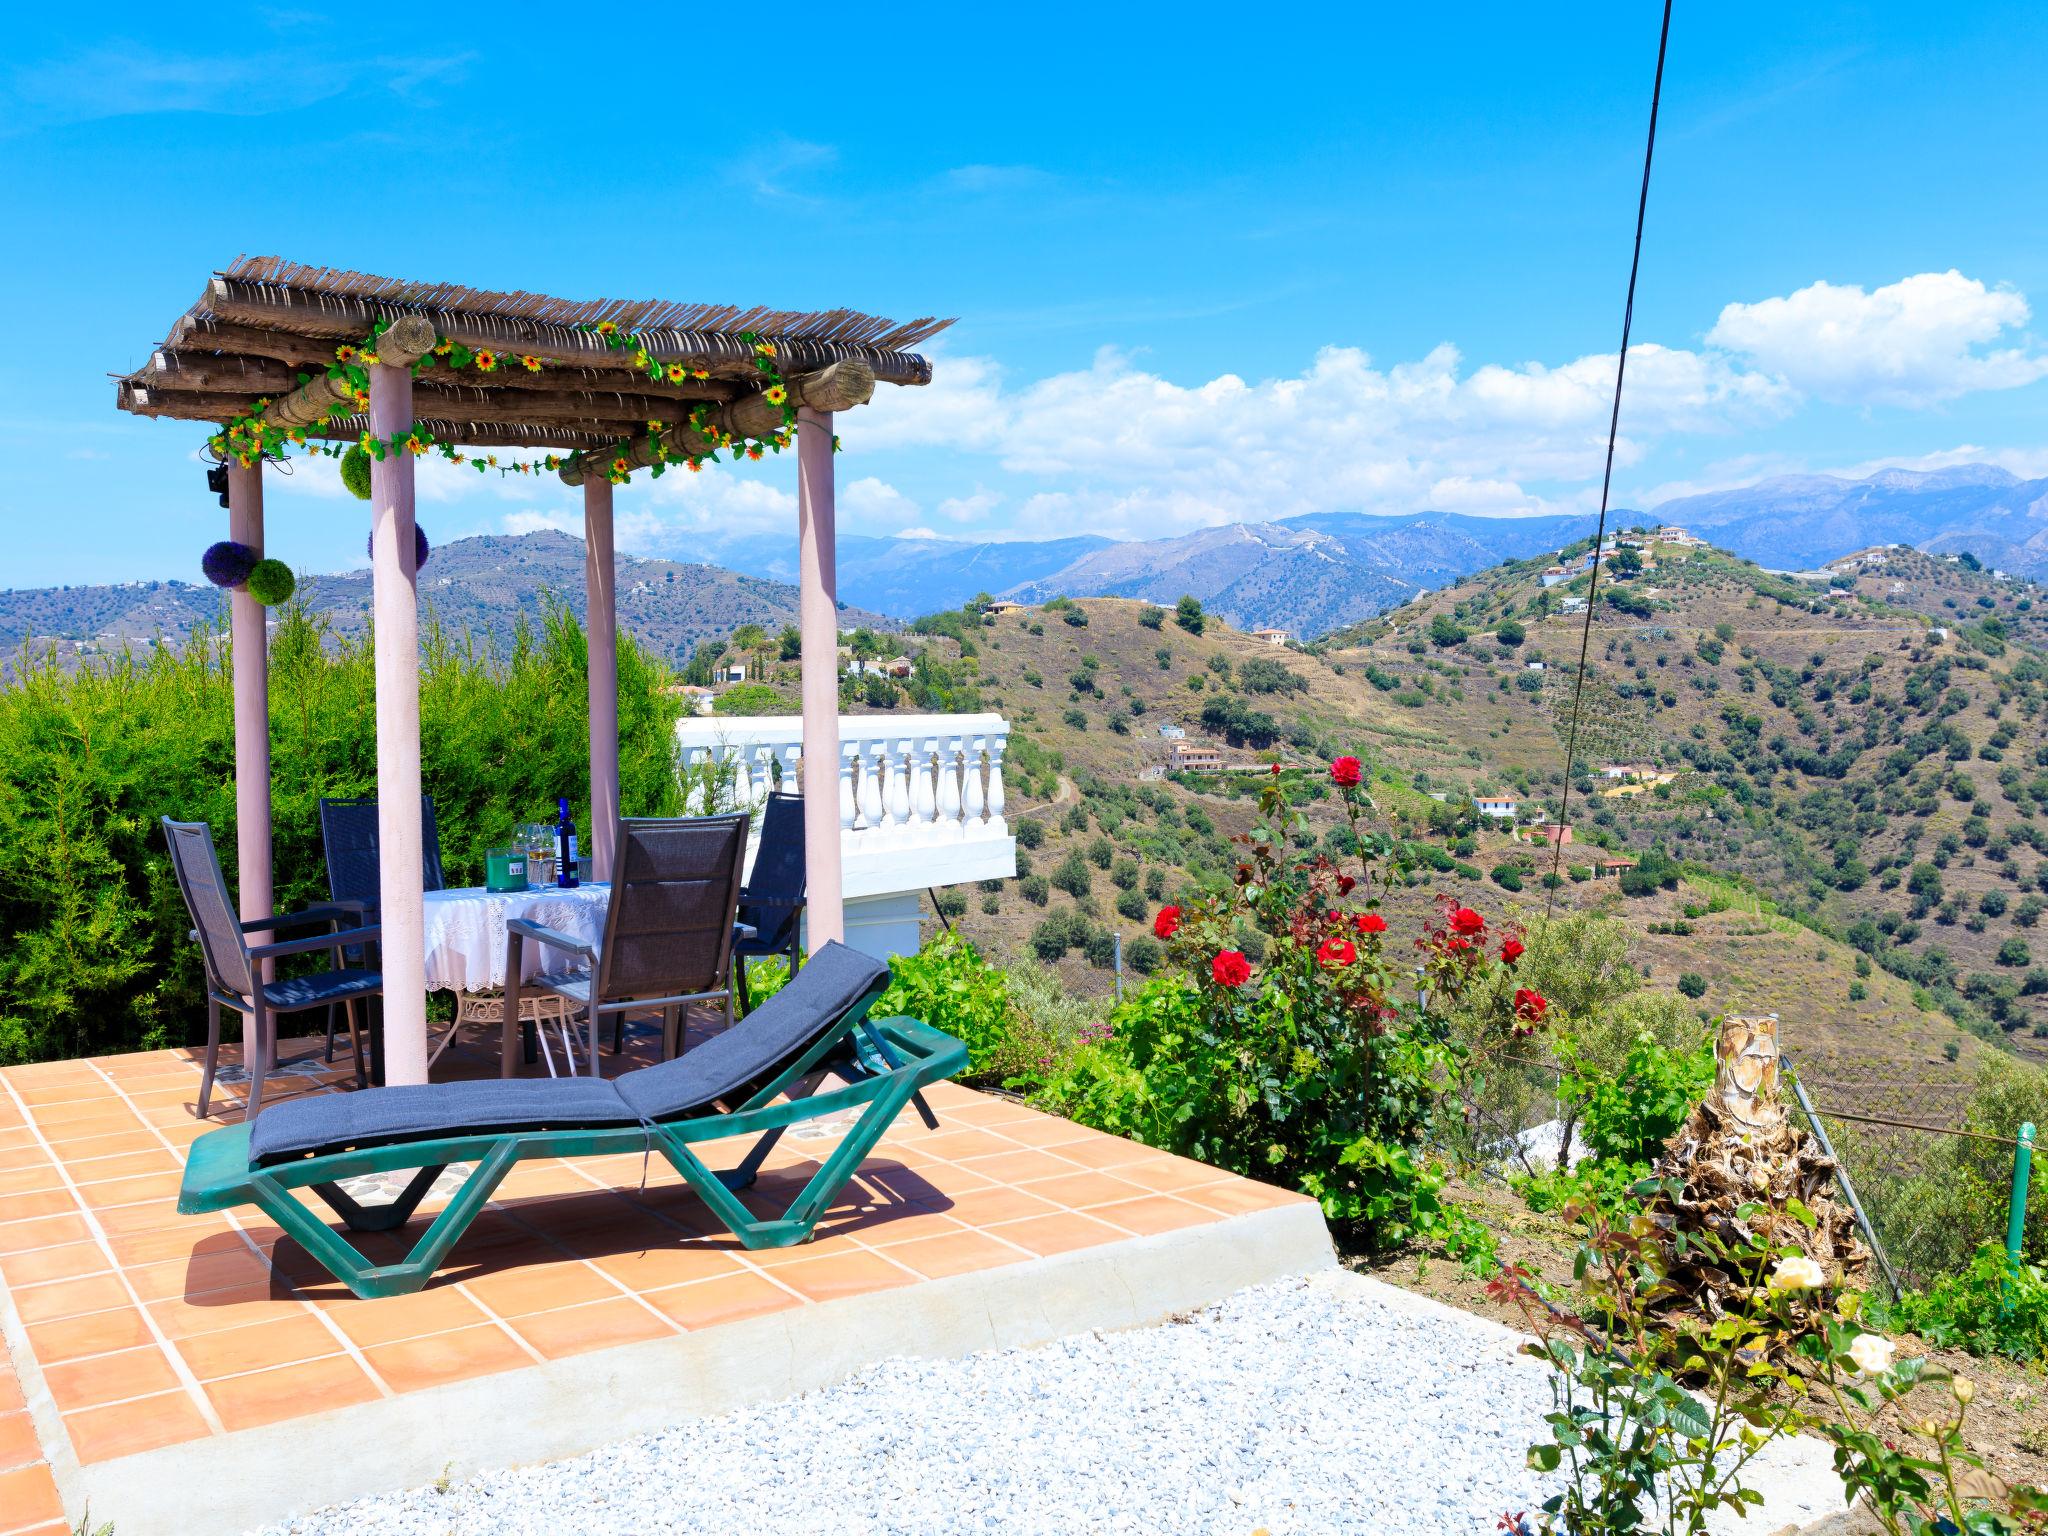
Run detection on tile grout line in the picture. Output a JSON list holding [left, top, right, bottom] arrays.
[[0, 1071, 228, 1438], [78, 1060, 398, 1405]]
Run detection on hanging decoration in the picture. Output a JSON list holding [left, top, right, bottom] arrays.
[[201, 540, 260, 588], [339, 444, 374, 500], [244, 560, 296, 607], [202, 320, 819, 488], [365, 525, 432, 570]]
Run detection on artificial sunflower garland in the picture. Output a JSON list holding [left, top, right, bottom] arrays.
[[203, 319, 811, 486]]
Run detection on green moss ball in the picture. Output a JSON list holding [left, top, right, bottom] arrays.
[[245, 559, 296, 607], [339, 444, 374, 500]]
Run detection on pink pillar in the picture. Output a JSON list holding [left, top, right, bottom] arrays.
[[796, 406, 844, 946], [368, 365, 429, 1084], [584, 476, 619, 882], [226, 460, 272, 954]]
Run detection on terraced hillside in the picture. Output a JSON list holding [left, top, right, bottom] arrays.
[[1320, 537, 2048, 1049], [791, 584, 2005, 1120]]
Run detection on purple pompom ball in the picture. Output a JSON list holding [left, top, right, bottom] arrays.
[[364, 525, 431, 569], [201, 540, 260, 588]]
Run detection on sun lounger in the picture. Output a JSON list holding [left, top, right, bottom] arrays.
[[177, 943, 964, 1299]]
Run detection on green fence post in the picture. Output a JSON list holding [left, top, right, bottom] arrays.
[[2008, 1122, 2035, 1278]]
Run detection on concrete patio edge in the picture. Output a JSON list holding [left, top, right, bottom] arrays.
[[52, 1200, 1336, 1536]]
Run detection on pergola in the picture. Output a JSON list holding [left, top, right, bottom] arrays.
[[116, 256, 950, 1085]]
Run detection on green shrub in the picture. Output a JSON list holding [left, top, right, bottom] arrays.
[[1029, 908, 1092, 960], [1883, 1243, 2048, 1361], [1125, 934, 1163, 974], [1082, 929, 1117, 968], [0, 597, 684, 1064], [1014, 817, 1045, 849], [713, 683, 786, 715], [1051, 849, 1093, 898], [1138, 606, 1165, 630], [876, 931, 1011, 1075], [1019, 874, 1050, 906], [1116, 887, 1148, 921], [1676, 971, 1707, 999]]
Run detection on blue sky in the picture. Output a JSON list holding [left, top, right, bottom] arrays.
[[4, 2, 2045, 587]]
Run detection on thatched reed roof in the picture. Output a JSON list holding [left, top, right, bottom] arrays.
[[114, 257, 952, 452]]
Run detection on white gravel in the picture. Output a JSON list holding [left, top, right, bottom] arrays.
[[256, 1273, 1846, 1536]]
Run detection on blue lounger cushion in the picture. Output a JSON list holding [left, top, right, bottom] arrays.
[[248, 942, 891, 1164], [251, 1078, 633, 1163], [616, 942, 890, 1122]]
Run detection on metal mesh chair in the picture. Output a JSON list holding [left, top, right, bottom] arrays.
[[505, 815, 749, 1077], [316, 795, 443, 1060], [733, 791, 807, 1014], [161, 818, 384, 1119]]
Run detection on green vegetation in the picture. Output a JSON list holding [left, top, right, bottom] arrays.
[[0, 598, 684, 1064]]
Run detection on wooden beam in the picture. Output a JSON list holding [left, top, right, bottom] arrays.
[[163, 315, 740, 399], [144, 351, 295, 393], [204, 277, 937, 387]]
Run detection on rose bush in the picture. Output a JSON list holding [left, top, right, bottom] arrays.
[[1037, 758, 1538, 1259]]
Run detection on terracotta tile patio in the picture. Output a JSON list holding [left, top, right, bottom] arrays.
[[0, 1021, 1318, 1534]]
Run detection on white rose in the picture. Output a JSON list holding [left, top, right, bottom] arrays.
[[1846, 1333, 1895, 1376], [1767, 1255, 1827, 1292]]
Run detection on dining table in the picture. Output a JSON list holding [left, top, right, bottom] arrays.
[[411, 882, 755, 1078], [421, 882, 614, 994]]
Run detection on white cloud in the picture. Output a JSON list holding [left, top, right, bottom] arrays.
[[1707, 271, 2048, 407], [502, 509, 579, 537], [935, 487, 1003, 524], [840, 476, 923, 532], [853, 338, 1794, 538]]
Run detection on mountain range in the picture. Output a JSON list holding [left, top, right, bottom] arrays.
[[0, 531, 891, 673], [694, 463, 2048, 636], [6, 464, 2043, 667]]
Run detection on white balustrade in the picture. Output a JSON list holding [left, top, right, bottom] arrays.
[[674, 712, 1014, 860]]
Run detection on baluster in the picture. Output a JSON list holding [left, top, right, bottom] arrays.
[[884, 736, 912, 833], [749, 745, 773, 816], [937, 734, 965, 838], [986, 731, 1009, 835], [839, 741, 861, 843], [859, 737, 887, 833], [780, 740, 803, 802], [910, 736, 938, 843], [683, 746, 709, 814], [962, 733, 987, 833], [730, 745, 754, 816]]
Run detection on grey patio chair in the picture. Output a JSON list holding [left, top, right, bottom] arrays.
[[503, 814, 749, 1078], [732, 791, 807, 1015], [161, 818, 384, 1119], [316, 794, 443, 1062]]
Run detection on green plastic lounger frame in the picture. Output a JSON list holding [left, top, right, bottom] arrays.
[[177, 943, 965, 1300]]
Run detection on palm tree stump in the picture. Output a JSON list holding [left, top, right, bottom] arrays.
[[1647, 1013, 1868, 1317]]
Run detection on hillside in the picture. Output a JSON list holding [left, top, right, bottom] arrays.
[[815, 589, 2001, 1124], [0, 531, 893, 673], [1320, 533, 2048, 1048]]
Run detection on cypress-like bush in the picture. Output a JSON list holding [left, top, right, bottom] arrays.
[[0, 592, 683, 1064]]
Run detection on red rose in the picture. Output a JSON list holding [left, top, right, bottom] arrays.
[[1317, 936, 1357, 969], [1270, 762, 1282, 776], [1513, 987, 1548, 1024], [1337, 874, 1356, 895], [1330, 756, 1363, 787], [1355, 911, 1388, 936], [1211, 950, 1252, 988], [1500, 937, 1524, 964], [1450, 907, 1485, 936], [1153, 905, 1182, 940]]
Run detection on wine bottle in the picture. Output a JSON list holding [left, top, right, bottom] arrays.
[[555, 796, 580, 888]]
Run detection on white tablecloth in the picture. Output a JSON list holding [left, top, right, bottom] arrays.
[[421, 883, 610, 993]]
